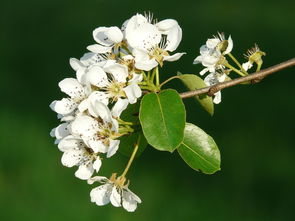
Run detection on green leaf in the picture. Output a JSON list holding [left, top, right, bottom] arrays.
[[119, 102, 148, 157], [178, 73, 214, 116], [177, 123, 221, 174], [119, 132, 148, 158], [139, 89, 186, 152]]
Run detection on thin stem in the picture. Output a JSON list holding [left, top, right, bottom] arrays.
[[256, 62, 262, 72], [159, 76, 180, 88], [228, 53, 248, 74], [180, 57, 295, 99], [120, 136, 140, 178], [224, 62, 247, 76], [155, 67, 160, 86]]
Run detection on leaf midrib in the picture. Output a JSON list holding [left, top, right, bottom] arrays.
[[181, 142, 218, 169]]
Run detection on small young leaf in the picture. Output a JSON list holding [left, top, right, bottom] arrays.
[[178, 123, 221, 174], [178, 73, 214, 116], [139, 89, 186, 152]]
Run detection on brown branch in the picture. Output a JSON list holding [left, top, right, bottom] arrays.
[[180, 58, 295, 99]]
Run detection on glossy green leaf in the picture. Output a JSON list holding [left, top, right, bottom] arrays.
[[139, 89, 186, 152], [119, 103, 148, 157], [178, 123, 220, 174], [178, 73, 214, 116]]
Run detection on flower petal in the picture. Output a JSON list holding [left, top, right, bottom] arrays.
[[61, 148, 84, 167], [86, 65, 109, 87], [163, 52, 186, 62], [110, 186, 122, 207], [90, 184, 112, 206], [50, 99, 77, 115], [122, 189, 141, 212], [165, 25, 182, 52], [111, 98, 129, 117], [58, 135, 82, 152], [87, 176, 109, 184], [71, 115, 97, 137], [104, 63, 128, 83], [87, 44, 112, 54], [69, 58, 84, 71], [75, 163, 94, 180], [58, 78, 85, 99], [224, 35, 233, 55], [93, 158, 102, 172], [51, 123, 70, 140], [88, 100, 112, 122], [106, 139, 120, 158]]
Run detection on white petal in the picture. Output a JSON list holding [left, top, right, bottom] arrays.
[[58, 78, 85, 99], [93, 158, 102, 172], [87, 176, 109, 185], [200, 68, 209, 76], [126, 18, 161, 51], [71, 115, 97, 137], [135, 58, 158, 71], [104, 63, 128, 83], [105, 26, 124, 43], [69, 58, 84, 71], [77, 99, 89, 113], [87, 44, 112, 54], [88, 100, 112, 122], [88, 91, 109, 107], [61, 148, 84, 167], [122, 189, 141, 212], [90, 184, 112, 206], [75, 163, 94, 180], [52, 123, 70, 140], [206, 38, 220, 49], [107, 139, 120, 158], [165, 25, 182, 52], [123, 84, 141, 104], [129, 73, 143, 83], [224, 35, 233, 55], [193, 55, 203, 64], [156, 19, 178, 32], [111, 98, 129, 117], [110, 187, 122, 207], [58, 135, 82, 152], [213, 91, 222, 104], [86, 65, 109, 87], [242, 61, 253, 71], [163, 52, 186, 62], [50, 99, 77, 115], [87, 139, 108, 154]]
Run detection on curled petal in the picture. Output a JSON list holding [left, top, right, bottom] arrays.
[[163, 52, 186, 62], [123, 84, 142, 104], [58, 135, 82, 152], [165, 25, 182, 52], [93, 158, 102, 172], [87, 44, 112, 54], [69, 58, 84, 71], [213, 91, 222, 104], [71, 115, 97, 137], [61, 148, 84, 167], [156, 19, 178, 32], [87, 176, 109, 185], [86, 65, 109, 87], [51, 123, 70, 140], [224, 35, 233, 55], [93, 27, 123, 46], [88, 100, 112, 122]]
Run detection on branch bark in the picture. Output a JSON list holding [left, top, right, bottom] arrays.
[[180, 58, 295, 99]]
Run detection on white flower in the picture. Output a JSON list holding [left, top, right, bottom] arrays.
[[194, 33, 233, 75], [125, 13, 185, 71], [204, 72, 227, 104], [88, 174, 141, 212], [58, 135, 102, 180], [70, 100, 120, 157], [49, 78, 89, 115], [85, 63, 142, 107]]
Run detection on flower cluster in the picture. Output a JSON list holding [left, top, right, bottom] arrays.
[[193, 33, 233, 104], [50, 13, 184, 212]]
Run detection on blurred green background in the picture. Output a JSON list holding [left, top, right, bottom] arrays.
[[1, 0, 295, 220]]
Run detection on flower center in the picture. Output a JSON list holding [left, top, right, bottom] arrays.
[[107, 81, 126, 101], [149, 47, 169, 66]]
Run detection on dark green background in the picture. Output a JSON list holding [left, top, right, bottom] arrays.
[[1, 0, 295, 220]]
